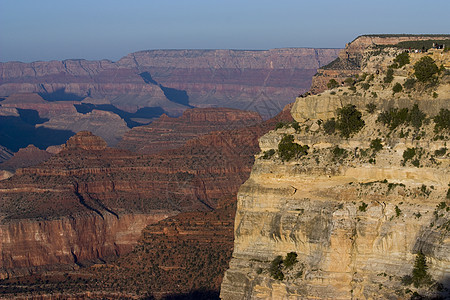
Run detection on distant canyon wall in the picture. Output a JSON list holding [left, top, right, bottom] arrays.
[[0, 48, 340, 118]]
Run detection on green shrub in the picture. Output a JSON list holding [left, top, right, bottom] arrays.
[[392, 82, 403, 94], [371, 91, 378, 98], [344, 77, 354, 86], [275, 122, 285, 129], [432, 92, 438, 98], [409, 104, 426, 129], [412, 251, 432, 287], [395, 206, 402, 217], [269, 256, 284, 280], [336, 105, 365, 138], [367, 74, 375, 82], [377, 107, 409, 130], [327, 79, 339, 89], [332, 146, 348, 159], [434, 109, 450, 132], [291, 122, 300, 132], [383, 68, 394, 84], [393, 52, 410, 68], [323, 118, 336, 135], [414, 56, 439, 82], [366, 103, 377, 114], [361, 83, 370, 90], [359, 202, 368, 212], [283, 252, 298, 268], [370, 138, 383, 152], [261, 149, 275, 159], [403, 148, 416, 163], [403, 78, 416, 90], [434, 148, 447, 156], [278, 134, 309, 162]]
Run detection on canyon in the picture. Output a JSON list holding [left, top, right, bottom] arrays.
[[0, 48, 339, 151], [0, 105, 293, 297], [1, 35, 449, 299], [221, 35, 450, 299]]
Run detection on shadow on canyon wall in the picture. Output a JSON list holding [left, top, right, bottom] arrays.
[[38, 88, 85, 102], [0, 112, 74, 151], [74, 103, 165, 127]]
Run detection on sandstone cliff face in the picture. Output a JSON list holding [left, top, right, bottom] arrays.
[[221, 40, 450, 299], [222, 124, 450, 299], [0, 212, 170, 279]]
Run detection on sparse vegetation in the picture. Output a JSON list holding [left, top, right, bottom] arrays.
[[377, 107, 409, 130], [377, 105, 426, 131]]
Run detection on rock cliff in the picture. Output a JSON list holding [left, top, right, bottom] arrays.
[[0, 144, 52, 172], [221, 37, 450, 299]]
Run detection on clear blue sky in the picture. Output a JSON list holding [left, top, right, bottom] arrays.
[[1, 0, 449, 62]]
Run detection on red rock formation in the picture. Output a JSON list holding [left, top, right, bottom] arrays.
[[0, 144, 52, 172], [63, 131, 107, 151], [0, 105, 293, 295], [118, 107, 262, 153]]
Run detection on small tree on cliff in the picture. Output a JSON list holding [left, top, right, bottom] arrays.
[[335, 105, 365, 138], [412, 251, 432, 287]]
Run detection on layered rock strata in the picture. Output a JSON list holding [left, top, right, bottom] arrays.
[[118, 107, 262, 153], [222, 40, 450, 299], [0, 144, 52, 172], [0, 105, 294, 297], [0, 48, 340, 118]]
